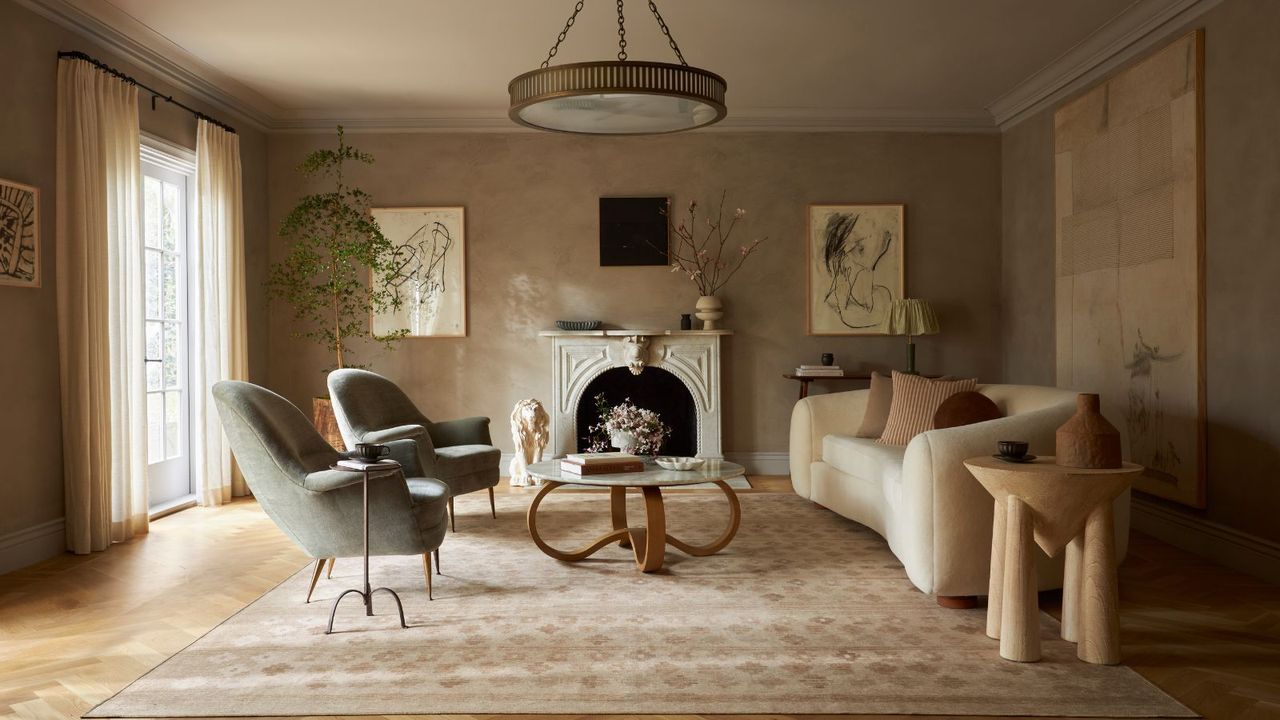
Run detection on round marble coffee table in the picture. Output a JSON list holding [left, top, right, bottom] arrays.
[[524, 459, 744, 572]]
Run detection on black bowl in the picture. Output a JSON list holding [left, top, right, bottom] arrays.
[[997, 440, 1029, 459]]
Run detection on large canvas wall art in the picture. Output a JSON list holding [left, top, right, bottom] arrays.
[[1054, 31, 1205, 507], [0, 178, 39, 288], [807, 203, 904, 335], [371, 207, 467, 338]]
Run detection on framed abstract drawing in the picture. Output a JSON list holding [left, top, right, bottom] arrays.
[[806, 203, 904, 335], [0, 178, 40, 288], [1054, 31, 1206, 508], [370, 206, 467, 338]]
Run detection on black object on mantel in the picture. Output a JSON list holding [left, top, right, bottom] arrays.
[[680, 314, 693, 331], [821, 353, 835, 366]]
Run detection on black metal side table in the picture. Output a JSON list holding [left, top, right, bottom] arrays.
[[325, 459, 408, 634]]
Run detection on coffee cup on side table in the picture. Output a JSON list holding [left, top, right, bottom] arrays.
[[997, 440, 1029, 460], [354, 442, 390, 461]]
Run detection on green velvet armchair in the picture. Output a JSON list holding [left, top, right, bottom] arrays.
[[212, 380, 450, 601], [327, 369, 502, 531]]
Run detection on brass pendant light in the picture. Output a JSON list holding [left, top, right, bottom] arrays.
[[509, 0, 727, 135]]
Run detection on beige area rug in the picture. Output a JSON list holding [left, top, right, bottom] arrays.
[[88, 492, 1193, 717]]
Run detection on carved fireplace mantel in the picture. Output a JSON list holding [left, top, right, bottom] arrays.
[[539, 329, 731, 458]]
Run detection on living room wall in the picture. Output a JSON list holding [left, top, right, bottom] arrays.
[[0, 0, 271, 563], [266, 131, 1003, 460], [1001, 0, 1280, 544]]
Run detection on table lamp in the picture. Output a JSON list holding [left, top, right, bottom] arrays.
[[887, 298, 939, 374]]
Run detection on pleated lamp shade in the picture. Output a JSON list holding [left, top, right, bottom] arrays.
[[887, 298, 940, 336]]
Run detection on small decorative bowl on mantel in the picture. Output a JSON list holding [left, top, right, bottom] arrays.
[[654, 456, 705, 471], [555, 320, 602, 331]]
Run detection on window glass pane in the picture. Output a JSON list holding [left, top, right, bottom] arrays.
[[162, 181, 181, 252], [165, 390, 181, 459], [146, 321, 162, 361], [145, 250, 160, 319], [146, 361, 162, 392], [147, 392, 164, 463], [144, 177, 162, 249], [162, 252, 178, 320], [163, 323, 179, 389]]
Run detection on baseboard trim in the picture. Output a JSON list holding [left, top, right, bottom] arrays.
[[0, 517, 65, 576], [499, 452, 790, 479], [1131, 497, 1280, 585]]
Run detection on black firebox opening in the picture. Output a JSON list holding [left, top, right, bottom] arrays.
[[575, 366, 697, 456]]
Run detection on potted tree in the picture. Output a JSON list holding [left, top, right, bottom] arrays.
[[269, 126, 406, 447]]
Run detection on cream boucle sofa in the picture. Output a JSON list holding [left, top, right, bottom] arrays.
[[789, 384, 1130, 600]]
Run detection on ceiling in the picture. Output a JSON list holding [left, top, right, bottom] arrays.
[[45, 0, 1204, 131]]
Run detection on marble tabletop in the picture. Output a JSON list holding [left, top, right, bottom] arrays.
[[526, 458, 745, 487]]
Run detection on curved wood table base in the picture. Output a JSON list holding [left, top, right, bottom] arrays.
[[526, 479, 741, 572]]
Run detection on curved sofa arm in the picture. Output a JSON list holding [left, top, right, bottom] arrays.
[[789, 389, 870, 498], [903, 402, 1075, 595], [428, 416, 492, 447]]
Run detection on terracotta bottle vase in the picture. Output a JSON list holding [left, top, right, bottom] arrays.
[[1055, 393, 1122, 469]]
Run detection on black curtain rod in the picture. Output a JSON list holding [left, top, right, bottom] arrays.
[[57, 50, 237, 135]]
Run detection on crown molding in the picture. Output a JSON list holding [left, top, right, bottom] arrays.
[[272, 107, 998, 135], [15, 0, 278, 132], [988, 0, 1222, 130]]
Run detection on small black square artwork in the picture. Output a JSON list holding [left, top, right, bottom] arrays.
[[599, 197, 669, 266]]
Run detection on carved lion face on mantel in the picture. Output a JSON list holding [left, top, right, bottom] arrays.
[[620, 336, 650, 376]]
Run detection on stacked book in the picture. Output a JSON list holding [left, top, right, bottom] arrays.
[[794, 364, 844, 377], [561, 452, 645, 476]]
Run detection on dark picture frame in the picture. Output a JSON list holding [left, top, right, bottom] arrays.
[[599, 196, 669, 266]]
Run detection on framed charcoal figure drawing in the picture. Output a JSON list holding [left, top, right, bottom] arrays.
[[599, 196, 669, 266], [370, 207, 467, 338], [1054, 31, 1206, 508], [807, 203, 904, 335], [0, 178, 40, 288]]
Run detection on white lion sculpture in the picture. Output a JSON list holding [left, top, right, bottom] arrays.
[[509, 398, 550, 486]]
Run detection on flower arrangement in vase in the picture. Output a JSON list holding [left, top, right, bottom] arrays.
[[665, 191, 766, 329], [586, 393, 671, 456]]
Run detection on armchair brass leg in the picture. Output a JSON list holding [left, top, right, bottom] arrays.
[[422, 553, 434, 600], [448, 496, 456, 532], [433, 548, 441, 575], [489, 486, 497, 518], [306, 558, 326, 603], [325, 557, 335, 579]]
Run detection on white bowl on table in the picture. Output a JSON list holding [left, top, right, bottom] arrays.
[[654, 456, 705, 471]]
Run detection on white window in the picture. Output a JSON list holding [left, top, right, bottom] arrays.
[[141, 140, 196, 515]]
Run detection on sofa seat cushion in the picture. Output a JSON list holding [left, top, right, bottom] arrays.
[[434, 444, 501, 479], [406, 477, 450, 530], [823, 434, 907, 485]]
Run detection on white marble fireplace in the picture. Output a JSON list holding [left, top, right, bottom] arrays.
[[539, 329, 731, 458]]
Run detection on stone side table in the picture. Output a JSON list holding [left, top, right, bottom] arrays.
[[964, 456, 1142, 664]]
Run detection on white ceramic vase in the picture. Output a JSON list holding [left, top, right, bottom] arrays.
[[694, 295, 724, 330], [610, 431, 637, 454]]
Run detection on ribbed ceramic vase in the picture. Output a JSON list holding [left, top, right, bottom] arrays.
[[695, 295, 724, 330], [1055, 393, 1122, 469]]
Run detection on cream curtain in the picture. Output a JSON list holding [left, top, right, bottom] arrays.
[[191, 120, 249, 506], [56, 58, 149, 553]]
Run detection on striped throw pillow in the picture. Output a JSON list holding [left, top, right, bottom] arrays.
[[877, 372, 978, 446]]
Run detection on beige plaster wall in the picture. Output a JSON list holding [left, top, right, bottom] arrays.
[[267, 131, 1003, 455], [1000, 0, 1280, 541], [0, 0, 271, 539]]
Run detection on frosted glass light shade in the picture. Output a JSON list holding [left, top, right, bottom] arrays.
[[509, 60, 727, 135], [887, 298, 940, 336]]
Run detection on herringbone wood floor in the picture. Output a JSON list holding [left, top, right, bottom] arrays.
[[2, 477, 1278, 720]]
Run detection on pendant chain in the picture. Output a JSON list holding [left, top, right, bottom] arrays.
[[539, 0, 689, 68]]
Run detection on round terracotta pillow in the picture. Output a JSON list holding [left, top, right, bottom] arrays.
[[932, 390, 1002, 429]]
